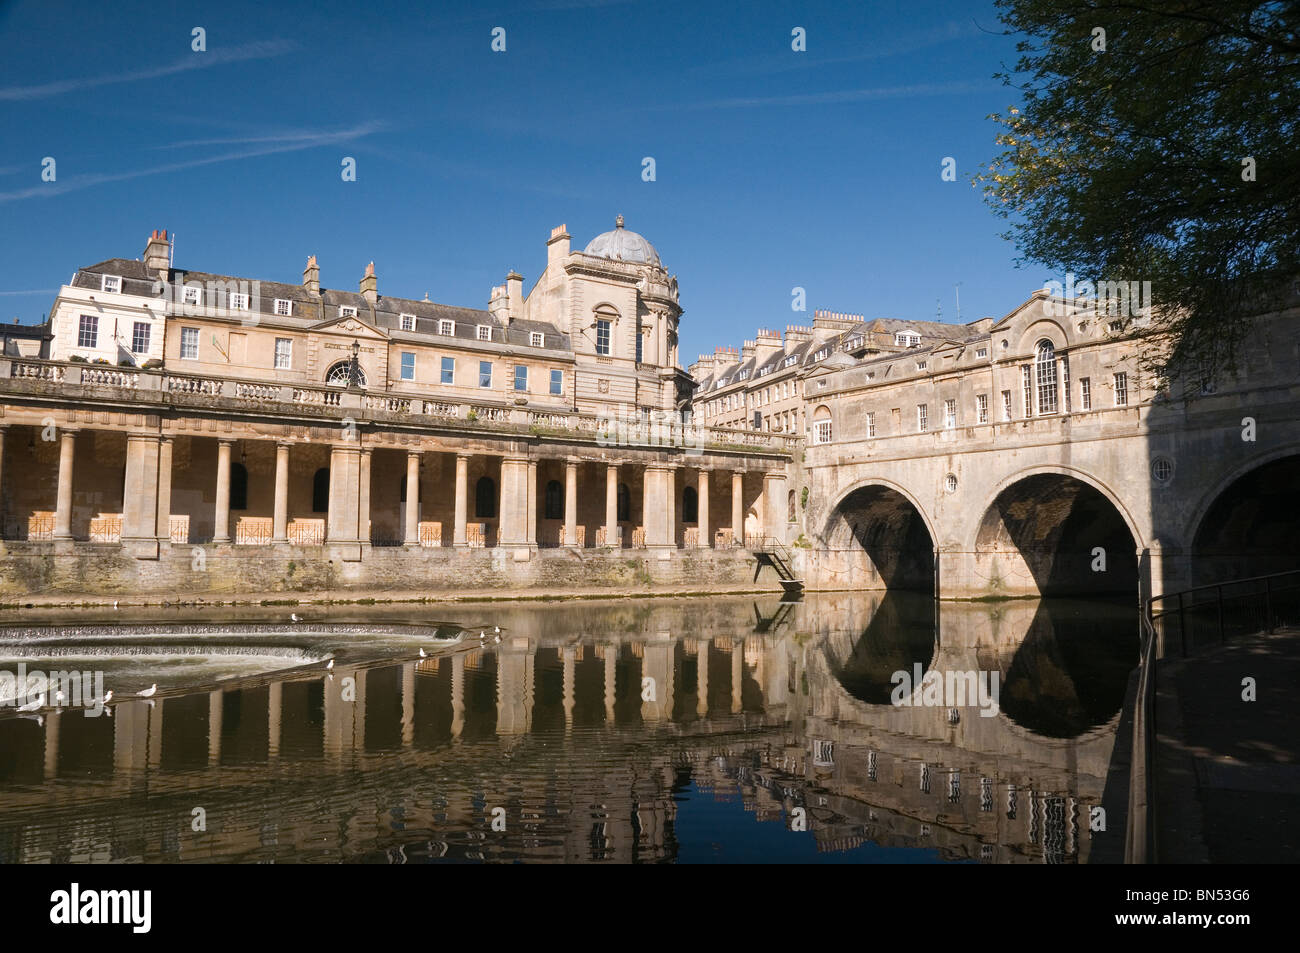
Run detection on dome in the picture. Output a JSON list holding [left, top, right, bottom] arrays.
[[583, 215, 661, 266]]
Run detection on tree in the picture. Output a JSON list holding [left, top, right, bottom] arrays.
[[976, 0, 1300, 385]]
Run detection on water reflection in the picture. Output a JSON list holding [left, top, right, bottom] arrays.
[[0, 593, 1137, 864]]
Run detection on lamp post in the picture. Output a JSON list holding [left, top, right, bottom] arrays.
[[348, 339, 362, 391]]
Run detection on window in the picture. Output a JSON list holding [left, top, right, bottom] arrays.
[[866, 411, 876, 437], [895, 330, 920, 347], [595, 319, 611, 355], [180, 326, 199, 359], [916, 360, 928, 371], [100, 275, 121, 294], [812, 406, 833, 444], [1080, 376, 1092, 410], [635, 331, 643, 363], [339, 306, 358, 318], [275, 298, 292, 316], [544, 480, 563, 520], [1021, 365, 1033, 417], [325, 360, 365, 387], [477, 325, 491, 341], [441, 356, 455, 385], [1001, 390, 1013, 421], [530, 331, 544, 347], [77, 314, 98, 349], [131, 321, 150, 354], [1061, 356, 1071, 412], [438, 319, 454, 336], [228, 462, 249, 511], [183, 285, 202, 307], [550, 369, 562, 395], [400, 351, 416, 381], [1113, 371, 1128, 406], [975, 347, 988, 359], [944, 399, 957, 429], [274, 338, 292, 370], [228, 291, 250, 311], [312, 468, 330, 512], [1035, 340, 1058, 415], [617, 484, 630, 522], [400, 313, 415, 331], [918, 404, 929, 432], [475, 476, 496, 518], [976, 393, 988, 424], [479, 360, 492, 388], [514, 365, 528, 391], [683, 486, 699, 523]]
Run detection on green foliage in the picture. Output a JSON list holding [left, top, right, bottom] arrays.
[[976, 0, 1300, 382], [800, 486, 809, 510]]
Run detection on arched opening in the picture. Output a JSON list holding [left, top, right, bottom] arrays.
[[833, 591, 938, 705], [229, 462, 248, 511], [617, 483, 630, 522], [544, 480, 563, 520], [811, 404, 832, 444], [475, 476, 496, 519], [312, 468, 329, 513], [1192, 455, 1300, 584], [325, 359, 365, 388], [787, 489, 797, 523], [1034, 339, 1058, 415], [974, 473, 1137, 597], [824, 484, 934, 592], [682, 486, 698, 523]]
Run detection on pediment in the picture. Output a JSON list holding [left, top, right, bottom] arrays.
[[311, 313, 388, 339]]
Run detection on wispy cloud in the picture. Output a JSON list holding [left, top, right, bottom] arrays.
[[660, 81, 995, 111], [0, 39, 295, 102], [0, 122, 385, 204]]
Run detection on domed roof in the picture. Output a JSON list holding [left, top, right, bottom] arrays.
[[583, 215, 661, 267]]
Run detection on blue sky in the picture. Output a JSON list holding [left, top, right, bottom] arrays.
[[0, 0, 1035, 362]]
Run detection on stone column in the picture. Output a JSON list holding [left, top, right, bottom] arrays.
[[453, 453, 469, 547], [526, 460, 537, 547], [642, 465, 666, 547], [498, 456, 531, 549], [213, 439, 233, 544], [359, 448, 372, 547], [157, 437, 173, 544], [564, 460, 579, 547], [404, 451, 420, 546], [122, 433, 162, 558], [604, 464, 618, 547], [731, 471, 744, 548], [697, 468, 710, 548], [272, 442, 290, 542], [657, 315, 668, 370], [326, 444, 364, 560], [665, 466, 678, 548], [53, 429, 77, 540], [763, 470, 788, 545]]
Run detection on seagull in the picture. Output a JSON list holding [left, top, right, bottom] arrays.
[[103, 690, 113, 705], [291, 613, 302, 623], [16, 694, 44, 712], [493, 634, 501, 644], [113, 600, 119, 610], [54, 690, 66, 706], [419, 647, 427, 658], [138, 684, 157, 698], [326, 659, 335, 672], [494, 626, 501, 634], [479, 631, 486, 639]]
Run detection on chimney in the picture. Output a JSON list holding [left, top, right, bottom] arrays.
[[741, 339, 756, 361], [784, 324, 813, 345], [360, 261, 377, 305], [143, 229, 171, 281], [547, 224, 570, 274], [302, 256, 320, 295], [489, 284, 511, 323], [506, 271, 523, 323], [754, 328, 783, 363]]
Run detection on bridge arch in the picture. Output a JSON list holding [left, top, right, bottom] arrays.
[[1187, 447, 1300, 584], [821, 477, 937, 592], [968, 465, 1143, 597]]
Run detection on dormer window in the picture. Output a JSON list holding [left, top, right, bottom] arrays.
[[274, 298, 292, 316], [400, 313, 415, 331], [477, 325, 492, 342], [895, 330, 921, 347], [339, 306, 358, 318], [183, 285, 201, 307], [101, 275, 121, 294], [530, 331, 544, 347], [228, 292, 250, 311], [438, 319, 454, 336]]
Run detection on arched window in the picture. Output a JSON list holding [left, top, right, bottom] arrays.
[[325, 359, 365, 388], [1035, 339, 1058, 415], [312, 468, 330, 512], [788, 489, 797, 522], [812, 405, 833, 444], [544, 480, 564, 520], [475, 476, 496, 518], [682, 486, 698, 523], [230, 462, 248, 511], [617, 483, 630, 522]]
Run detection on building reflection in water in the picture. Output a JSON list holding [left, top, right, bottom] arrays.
[[0, 592, 1136, 864]]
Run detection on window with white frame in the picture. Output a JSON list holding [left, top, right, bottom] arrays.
[[1001, 390, 1012, 421], [275, 299, 293, 316], [477, 325, 491, 342], [1113, 371, 1128, 406], [1034, 340, 1058, 415], [514, 365, 528, 391], [479, 360, 492, 388], [228, 291, 250, 311], [180, 326, 199, 359], [918, 404, 929, 432], [131, 321, 150, 354], [339, 306, 358, 318], [550, 369, 562, 395], [813, 418, 832, 444], [400, 351, 415, 380], [441, 356, 454, 384], [866, 411, 876, 438], [530, 331, 544, 347], [1080, 376, 1092, 410], [975, 347, 988, 359], [438, 319, 454, 336], [1061, 355, 1071, 412], [895, 330, 921, 347], [1021, 365, 1033, 417], [78, 314, 98, 348], [594, 319, 611, 355], [274, 337, 292, 369], [976, 393, 988, 424], [944, 399, 957, 429], [183, 284, 202, 307], [100, 275, 121, 294], [400, 313, 415, 331]]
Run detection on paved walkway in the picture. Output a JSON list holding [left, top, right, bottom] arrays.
[[1155, 627, 1300, 863]]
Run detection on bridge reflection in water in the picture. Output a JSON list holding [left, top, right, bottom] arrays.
[[0, 594, 1136, 864]]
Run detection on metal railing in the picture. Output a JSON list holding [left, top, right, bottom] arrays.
[[1127, 568, 1300, 864]]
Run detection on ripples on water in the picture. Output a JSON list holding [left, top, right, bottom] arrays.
[[0, 593, 1138, 864]]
